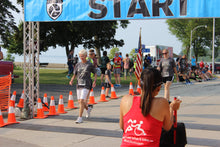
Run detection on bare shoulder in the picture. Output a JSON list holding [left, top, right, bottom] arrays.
[[121, 94, 134, 105], [153, 97, 169, 108]]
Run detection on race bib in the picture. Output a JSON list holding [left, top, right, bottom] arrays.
[[78, 79, 86, 86]]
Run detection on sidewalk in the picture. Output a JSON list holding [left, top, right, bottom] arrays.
[[1, 78, 220, 147]]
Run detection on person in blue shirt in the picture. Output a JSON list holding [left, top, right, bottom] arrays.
[[191, 56, 196, 72]]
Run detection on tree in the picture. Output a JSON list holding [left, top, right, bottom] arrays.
[[0, 0, 19, 47], [129, 48, 137, 59], [4, 1, 129, 63], [108, 47, 119, 59], [166, 18, 220, 59]]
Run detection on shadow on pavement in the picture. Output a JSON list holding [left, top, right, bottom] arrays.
[[187, 137, 220, 146], [185, 123, 220, 131], [41, 115, 120, 123], [4, 123, 123, 138], [179, 114, 220, 119]]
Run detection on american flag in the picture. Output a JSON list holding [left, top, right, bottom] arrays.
[[134, 29, 143, 80]]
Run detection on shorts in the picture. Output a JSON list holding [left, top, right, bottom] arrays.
[[114, 68, 121, 74], [100, 68, 107, 75], [191, 66, 196, 71], [77, 88, 90, 100], [104, 83, 111, 88], [162, 76, 174, 83], [180, 68, 187, 74], [124, 69, 129, 77]]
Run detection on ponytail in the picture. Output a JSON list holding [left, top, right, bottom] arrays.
[[140, 68, 162, 116]]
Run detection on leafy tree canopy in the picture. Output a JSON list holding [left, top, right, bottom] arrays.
[[166, 18, 220, 60], [0, 0, 19, 46]]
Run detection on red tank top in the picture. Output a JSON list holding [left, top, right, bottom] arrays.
[[121, 96, 163, 147]]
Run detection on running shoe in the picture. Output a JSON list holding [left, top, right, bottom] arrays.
[[106, 96, 110, 98], [118, 84, 121, 87], [114, 84, 119, 87], [66, 75, 70, 79], [75, 117, 83, 124], [86, 106, 93, 118]]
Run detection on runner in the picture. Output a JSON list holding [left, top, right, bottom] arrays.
[[157, 49, 179, 101], [69, 49, 97, 124]]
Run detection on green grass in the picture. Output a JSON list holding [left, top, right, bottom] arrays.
[[13, 69, 139, 85]]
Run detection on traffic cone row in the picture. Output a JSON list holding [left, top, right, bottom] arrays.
[[10, 91, 16, 107], [47, 96, 59, 116], [129, 82, 134, 95], [110, 84, 118, 99], [98, 87, 108, 102], [57, 95, 67, 114], [88, 89, 97, 104], [65, 91, 77, 109], [6, 100, 20, 125], [17, 90, 24, 108], [0, 109, 7, 127], [43, 93, 49, 112], [136, 84, 141, 95], [34, 98, 48, 119]]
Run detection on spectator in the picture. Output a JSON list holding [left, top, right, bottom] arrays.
[[199, 60, 204, 70], [120, 68, 181, 146], [0, 47, 3, 60], [104, 62, 112, 98], [113, 52, 122, 87], [191, 56, 196, 72], [66, 50, 74, 79], [129, 56, 134, 80], [123, 54, 131, 80], [147, 53, 152, 67], [73, 54, 78, 68], [69, 49, 97, 124], [143, 55, 148, 69], [100, 51, 110, 85], [157, 49, 179, 101]]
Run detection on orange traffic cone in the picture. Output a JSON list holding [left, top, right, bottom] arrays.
[[57, 95, 67, 114], [136, 84, 141, 95], [88, 89, 97, 104], [98, 87, 108, 102], [47, 96, 59, 116], [17, 90, 24, 108], [65, 91, 77, 109], [10, 91, 16, 107], [129, 82, 134, 95], [43, 93, 49, 112], [34, 98, 48, 119], [6, 100, 20, 125], [0, 109, 7, 127], [110, 84, 118, 99]]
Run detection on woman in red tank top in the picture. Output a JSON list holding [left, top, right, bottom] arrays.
[[120, 68, 181, 147]]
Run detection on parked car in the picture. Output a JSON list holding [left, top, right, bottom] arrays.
[[209, 62, 220, 74], [0, 61, 18, 82]]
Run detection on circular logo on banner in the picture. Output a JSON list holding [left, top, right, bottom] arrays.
[[46, 0, 63, 20]]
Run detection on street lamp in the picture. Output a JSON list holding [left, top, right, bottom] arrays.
[[190, 25, 207, 60]]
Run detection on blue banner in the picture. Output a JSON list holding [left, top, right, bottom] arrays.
[[24, 0, 220, 21]]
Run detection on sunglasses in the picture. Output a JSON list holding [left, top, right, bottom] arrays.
[[162, 52, 168, 55]]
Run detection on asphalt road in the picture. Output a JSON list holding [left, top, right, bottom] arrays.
[[1, 78, 220, 147]]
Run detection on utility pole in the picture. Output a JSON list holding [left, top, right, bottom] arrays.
[[212, 18, 215, 74]]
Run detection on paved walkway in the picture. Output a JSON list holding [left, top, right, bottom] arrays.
[[1, 78, 220, 147]]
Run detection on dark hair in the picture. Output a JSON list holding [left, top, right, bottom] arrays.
[[126, 54, 129, 57], [103, 51, 107, 56], [140, 68, 162, 116]]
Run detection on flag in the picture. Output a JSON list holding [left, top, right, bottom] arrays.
[[135, 29, 143, 80]]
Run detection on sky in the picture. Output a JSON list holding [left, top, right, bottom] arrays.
[[1, 0, 183, 64]]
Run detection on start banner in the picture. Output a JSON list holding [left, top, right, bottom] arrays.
[[24, 0, 220, 21]]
